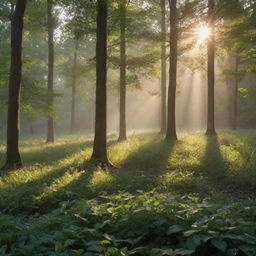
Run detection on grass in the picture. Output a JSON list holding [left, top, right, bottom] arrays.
[[1, 131, 256, 255]]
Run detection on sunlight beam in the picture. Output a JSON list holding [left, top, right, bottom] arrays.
[[197, 25, 209, 45]]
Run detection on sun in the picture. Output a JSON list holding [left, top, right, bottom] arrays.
[[197, 25, 209, 45]]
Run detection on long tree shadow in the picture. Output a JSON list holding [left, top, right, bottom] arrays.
[[108, 135, 177, 192], [121, 136, 176, 172], [0, 139, 93, 167], [34, 135, 177, 212], [203, 135, 226, 179], [0, 137, 118, 215], [0, 135, 176, 215], [0, 151, 92, 214], [21, 139, 93, 165], [115, 136, 177, 192]]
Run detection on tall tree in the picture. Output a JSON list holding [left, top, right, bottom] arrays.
[[70, 38, 79, 134], [3, 0, 27, 169], [91, 0, 110, 166], [166, 0, 178, 140], [46, 0, 54, 142], [160, 0, 167, 134], [206, 0, 216, 135], [118, 0, 127, 141]]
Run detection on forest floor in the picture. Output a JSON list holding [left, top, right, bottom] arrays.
[[0, 131, 256, 255]]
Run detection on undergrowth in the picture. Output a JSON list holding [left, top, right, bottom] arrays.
[[0, 131, 256, 255]]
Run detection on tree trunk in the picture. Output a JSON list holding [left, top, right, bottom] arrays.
[[4, 0, 26, 169], [160, 0, 167, 134], [118, 0, 127, 141], [91, 0, 110, 166], [166, 0, 178, 141], [46, 0, 54, 142], [70, 39, 79, 134], [232, 54, 239, 130], [206, 0, 216, 135]]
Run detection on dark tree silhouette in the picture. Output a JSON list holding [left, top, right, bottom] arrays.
[[70, 38, 79, 134], [3, 0, 27, 169], [206, 0, 216, 135], [118, 0, 127, 141], [166, 0, 178, 141], [91, 0, 110, 166], [160, 0, 167, 134], [47, 0, 55, 142]]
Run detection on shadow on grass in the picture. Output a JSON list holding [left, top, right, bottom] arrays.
[[34, 135, 177, 211], [0, 154, 90, 214], [21, 139, 93, 165], [121, 136, 176, 171], [203, 135, 226, 179], [0, 138, 119, 214], [0, 139, 93, 168], [110, 136, 177, 192]]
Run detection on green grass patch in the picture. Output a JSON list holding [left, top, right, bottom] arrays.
[[0, 131, 256, 255]]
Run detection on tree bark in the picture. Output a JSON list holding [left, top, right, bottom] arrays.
[[91, 0, 110, 166], [206, 0, 216, 135], [160, 0, 167, 134], [232, 54, 239, 130], [70, 38, 79, 134], [4, 0, 26, 169], [166, 0, 177, 141], [46, 0, 54, 142], [118, 0, 127, 141]]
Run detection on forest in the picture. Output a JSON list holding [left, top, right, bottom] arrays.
[[0, 0, 256, 255]]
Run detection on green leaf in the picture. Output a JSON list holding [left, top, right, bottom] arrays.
[[239, 245, 256, 256], [129, 247, 147, 255], [107, 247, 119, 253], [222, 234, 256, 244], [167, 225, 186, 235], [101, 240, 111, 245], [54, 241, 63, 253], [183, 230, 198, 237], [150, 248, 173, 256], [174, 248, 195, 255], [196, 234, 212, 243], [226, 248, 238, 256], [70, 249, 85, 255], [211, 239, 227, 252], [64, 239, 76, 247]]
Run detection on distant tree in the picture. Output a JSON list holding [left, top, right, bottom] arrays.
[[206, 0, 216, 135], [160, 0, 167, 134], [70, 38, 79, 134], [0, 1, 12, 138], [3, 0, 27, 169], [59, 0, 96, 134], [107, 0, 161, 140], [91, 0, 111, 166], [219, 0, 256, 129], [118, 0, 127, 141], [21, 76, 55, 135], [166, 0, 178, 140], [46, 0, 54, 142]]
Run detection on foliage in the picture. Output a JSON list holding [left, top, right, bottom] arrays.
[[1, 133, 256, 255], [1, 191, 256, 256]]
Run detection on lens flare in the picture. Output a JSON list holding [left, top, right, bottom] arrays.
[[197, 25, 209, 45]]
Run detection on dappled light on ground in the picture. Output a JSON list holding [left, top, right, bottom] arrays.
[[1, 131, 256, 216], [1, 132, 256, 254]]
